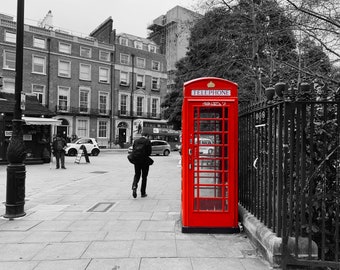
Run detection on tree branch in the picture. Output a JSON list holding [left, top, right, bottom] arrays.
[[285, 0, 340, 28]]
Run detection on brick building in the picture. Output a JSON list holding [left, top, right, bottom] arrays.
[[0, 12, 166, 149]]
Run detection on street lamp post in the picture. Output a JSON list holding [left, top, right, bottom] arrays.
[[4, 0, 26, 219], [130, 54, 135, 144]]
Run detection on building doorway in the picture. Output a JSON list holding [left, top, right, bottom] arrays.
[[56, 118, 69, 141], [117, 121, 127, 148]]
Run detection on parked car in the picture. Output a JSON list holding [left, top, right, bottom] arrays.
[[64, 138, 100, 156], [178, 138, 214, 156], [197, 137, 214, 155], [128, 139, 171, 156]]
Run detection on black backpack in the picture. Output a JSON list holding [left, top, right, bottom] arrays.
[[133, 140, 146, 158]]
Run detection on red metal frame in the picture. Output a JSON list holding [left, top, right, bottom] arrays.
[[181, 77, 239, 233]]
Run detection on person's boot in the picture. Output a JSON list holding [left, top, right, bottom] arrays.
[[132, 183, 137, 198]]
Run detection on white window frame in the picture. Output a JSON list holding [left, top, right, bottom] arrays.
[[58, 86, 70, 111], [136, 74, 144, 88], [32, 84, 46, 105], [33, 36, 46, 49], [136, 57, 145, 68], [151, 60, 160, 71], [148, 44, 156, 53], [134, 41, 143, 49], [80, 46, 92, 58], [99, 50, 110, 61], [135, 95, 144, 117], [98, 120, 108, 138], [5, 31, 16, 43], [151, 98, 160, 117], [99, 67, 110, 83], [1, 78, 15, 93], [120, 71, 129, 85], [3, 50, 16, 70], [99, 91, 109, 115], [59, 42, 71, 54], [79, 87, 91, 113], [120, 94, 128, 115], [120, 37, 128, 46], [151, 77, 160, 90], [120, 53, 130, 65], [32, 55, 46, 74], [77, 118, 89, 138], [58, 59, 71, 78], [79, 63, 91, 81]]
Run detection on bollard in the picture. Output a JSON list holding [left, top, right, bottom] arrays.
[[4, 164, 26, 218]]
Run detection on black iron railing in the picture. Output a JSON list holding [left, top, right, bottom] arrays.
[[239, 83, 340, 269]]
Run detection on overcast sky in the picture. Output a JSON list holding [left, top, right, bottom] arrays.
[[2, 0, 199, 38]]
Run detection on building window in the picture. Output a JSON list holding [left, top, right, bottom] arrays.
[[120, 71, 129, 85], [79, 87, 90, 113], [148, 44, 156, 53], [1, 78, 15, 93], [33, 37, 46, 49], [59, 42, 71, 54], [79, 63, 91, 81], [151, 60, 160, 71], [5, 31, 16, 43], [120, 94, 127, 115], [77, 119, 88, 137], [80, 46, 91, 58], [58, 86, 70, 111], [99, 51, 110, 61], [151, 98, 158, 117], [136, 57, 145, 68], [136, 96, 143, 116], [136, 74, 144, 88], [32, 84, 45, 104], [151, 77, 160, 90], [99, 92, 109, 114], [58, 60, 71, 77], [134, 41, 143, 49], [99, 67, 110, 83], [120, 53, 130, 65], [32, 55, 46, 74], [98, 120, 108, 138], [120, 37, 128, 46], [3, 50, 15, 70]]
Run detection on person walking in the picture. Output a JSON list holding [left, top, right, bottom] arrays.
[[131, 133, 152, 198], [52, 133, 67, 169]]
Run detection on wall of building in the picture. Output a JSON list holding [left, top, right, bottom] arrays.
[[113, 33, 167, 144], [0, 14, 167, 149]]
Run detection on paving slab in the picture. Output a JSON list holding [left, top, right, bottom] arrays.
[[33, 259, 91, 270], [130, 239, 177, 257]]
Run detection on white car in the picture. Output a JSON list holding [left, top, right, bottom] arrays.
[[64, 138, 100, 156], [128, 140, 171, 156], [196, 138, 214, 155], [177, 138, 214, 155]]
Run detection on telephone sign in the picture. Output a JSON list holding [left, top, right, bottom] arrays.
[[181, 77, 239, 233]]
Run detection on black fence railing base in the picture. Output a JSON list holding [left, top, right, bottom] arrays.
[[284, 256, 340, 270]]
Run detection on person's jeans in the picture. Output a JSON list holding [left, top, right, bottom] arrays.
[[132, 162, 149, 195], [55, 151, 65, 168]]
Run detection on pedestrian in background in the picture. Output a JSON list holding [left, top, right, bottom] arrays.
[[131, 133, 152, 198], [52, 133, 67, 169]]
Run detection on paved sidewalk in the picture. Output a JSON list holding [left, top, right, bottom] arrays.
[[0, 151, 272, 270]]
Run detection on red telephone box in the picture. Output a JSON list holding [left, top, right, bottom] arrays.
[[181, 77, 239, 233]]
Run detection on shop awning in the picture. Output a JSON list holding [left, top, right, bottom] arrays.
[[22, 117, 62, 126]]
